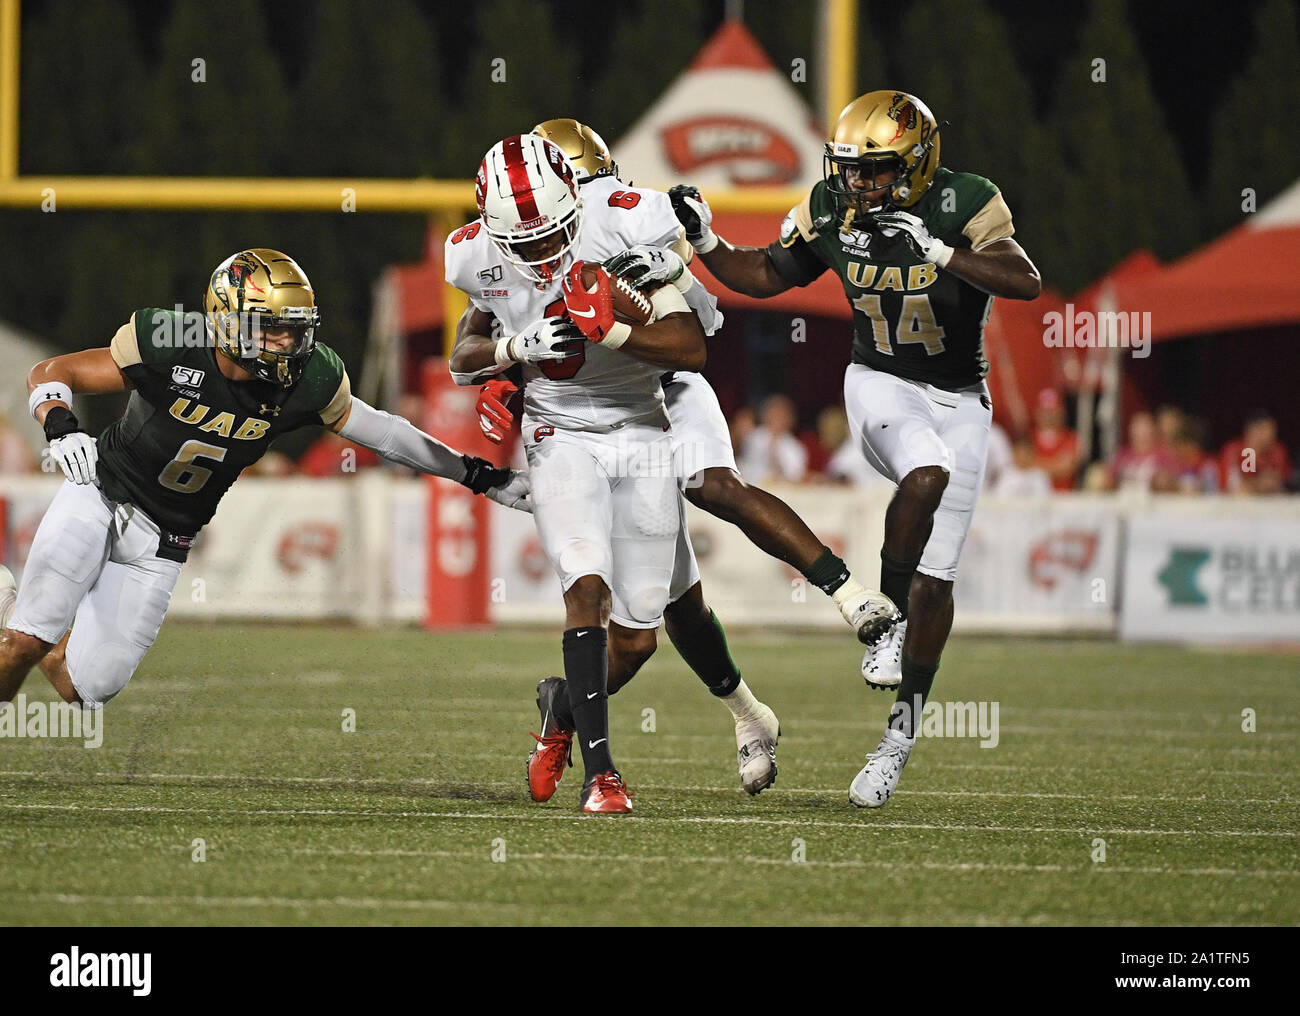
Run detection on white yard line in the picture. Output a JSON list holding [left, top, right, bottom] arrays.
[[0, 769, 1294, 805], [0, 800, 1294, 837]]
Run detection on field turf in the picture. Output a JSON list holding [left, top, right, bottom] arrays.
[[0, 623, 1296, 926]]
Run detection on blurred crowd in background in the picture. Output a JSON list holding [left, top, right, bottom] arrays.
[[726, 392, 1294, 496]]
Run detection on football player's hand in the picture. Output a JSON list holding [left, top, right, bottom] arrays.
[[49, 432, 98, 485], [508, 317, 584, 365], [871, 210, 953, 267], [460, 455, 531, 513], [603, 245, 685, 290], [477, 378, 517, 445], [561, 261, 617, 342], [668, 184, 718, 253]]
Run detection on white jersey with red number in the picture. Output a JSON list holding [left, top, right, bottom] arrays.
[[445, 175, 722, 432]]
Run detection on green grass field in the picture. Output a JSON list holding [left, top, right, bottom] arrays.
[[0, 623, 1296, 926]]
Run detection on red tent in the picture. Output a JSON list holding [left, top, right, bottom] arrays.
[[1112, 180, 1300, 340]]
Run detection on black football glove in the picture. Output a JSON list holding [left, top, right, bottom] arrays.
[[460, 454, 532, 513], [668, 184, 718, 253]]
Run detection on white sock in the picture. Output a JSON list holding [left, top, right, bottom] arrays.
[[720, 679, 762, 723], [829, 577, 867, 611]]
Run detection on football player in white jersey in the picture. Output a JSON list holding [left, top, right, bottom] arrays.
[[469, 121, 899, 799], [446, 133, 740, 813]]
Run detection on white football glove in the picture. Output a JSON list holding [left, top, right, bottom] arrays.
[[603, 245, 686, 290], [668, 184, 718, 253], [49, 432, 98, 485], [508, 317, 584, 365], [484, 469, 532, 514], [872, 211, 953, 268]]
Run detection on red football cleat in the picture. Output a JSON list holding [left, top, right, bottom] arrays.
[[526, 677, 573, 803], [580, 771, 633, 814], [527, 730, 573, 802]]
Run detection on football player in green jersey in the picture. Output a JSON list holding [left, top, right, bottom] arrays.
[[670, 91, 1041, 808], [0, 249, 529, 710]]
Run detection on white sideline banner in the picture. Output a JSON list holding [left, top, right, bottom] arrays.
[[1120, 505, 1300, 643], [489, 487, 1123, 634], [956, 495, 1120, 633], [169, 478, 357, 619], [4, 476, 1298, 642]]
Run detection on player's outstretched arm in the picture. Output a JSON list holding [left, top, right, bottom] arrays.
[[331, 395, 531, 512], [27, 347, 134, 485], [668, 184, 794, 299]]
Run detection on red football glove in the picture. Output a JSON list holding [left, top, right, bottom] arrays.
[[477, 378, 517, 445], [561, 261, 616, 342]]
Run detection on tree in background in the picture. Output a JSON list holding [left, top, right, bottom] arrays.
[[1050, 0, 1197, 289], [890, 0, 1069, 292], [586, 0, 706, 145], [451, 0, 579, 169], [1206, 0, 1300, 234]]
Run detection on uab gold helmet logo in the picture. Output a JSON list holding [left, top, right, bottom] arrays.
[[886, 94, 918, 144]]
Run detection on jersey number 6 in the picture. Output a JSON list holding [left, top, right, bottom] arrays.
[[158, 439, 228, 494], [539, 296, 585, 380]]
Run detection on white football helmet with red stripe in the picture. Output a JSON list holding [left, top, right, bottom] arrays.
[[476, 134, 583, 286]]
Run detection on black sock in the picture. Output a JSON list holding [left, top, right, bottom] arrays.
[[551, 677, 576, 731], [889, 655, 938, 738], [803, 547, 851, 596], [666, 609, 742, 697], [563, 626, 615, 777], [880, 548, 920, 621]]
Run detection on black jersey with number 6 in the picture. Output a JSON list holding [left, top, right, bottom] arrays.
[[96, 307, 351, 536]]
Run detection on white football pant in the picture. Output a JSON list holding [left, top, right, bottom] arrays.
[[524, 417, 682, 630], [8, 480, 182, 706], [843, 364, 992, 582]]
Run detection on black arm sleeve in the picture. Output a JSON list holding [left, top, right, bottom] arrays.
[[765, 234, 829, 287]]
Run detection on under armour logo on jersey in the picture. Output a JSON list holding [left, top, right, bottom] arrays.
[[259, 402, 281, 417]]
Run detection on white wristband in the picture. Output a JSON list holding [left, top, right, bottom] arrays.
[[29, 381, 73, 421], [672, 267, 696, 294], [929, 242, 954, 269], [494, 335, 517, 367], [601, 322, 632, 350], [649, 284, 690, 320], [693, 232, 719, 254]]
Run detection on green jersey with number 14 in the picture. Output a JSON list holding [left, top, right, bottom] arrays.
[[96, 308, 351, 541], [768, 166, 1016, 391]]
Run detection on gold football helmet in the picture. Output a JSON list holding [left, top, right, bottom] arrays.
[[531, 118, 618, 184], [825, 90, 941, 225], [205, 249, 319, 387]]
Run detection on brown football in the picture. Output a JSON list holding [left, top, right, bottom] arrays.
[[579, 262, 662, 326]]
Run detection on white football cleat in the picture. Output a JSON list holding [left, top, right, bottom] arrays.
[[837, 583, 900, 647], [735, 702, 780, 795], [862, 617, 906, 690], [0, 565, 16, 630], [849, 727, 915, 809]]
